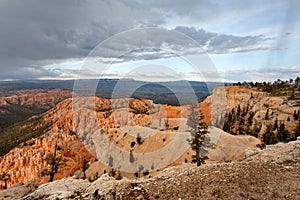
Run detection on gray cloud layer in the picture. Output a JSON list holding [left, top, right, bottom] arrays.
[[0, 0, 288, 80]]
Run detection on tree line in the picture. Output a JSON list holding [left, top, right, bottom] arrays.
[[225, 76, 300, 100], [223, 103, 300, 145]]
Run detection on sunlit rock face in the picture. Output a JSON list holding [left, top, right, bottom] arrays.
[[3, 85, 297, 188], [0, 89, 72, 114]]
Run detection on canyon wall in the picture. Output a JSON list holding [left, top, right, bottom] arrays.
[[208, 86, 300, 137], [0, 89, 72, 114], [2, 86, 284, 188]]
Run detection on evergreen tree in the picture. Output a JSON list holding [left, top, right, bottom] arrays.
[[237, 105, 241, 116], [82, 158, 89, 179], [273, 118, 278, 131], [263, 125, 277, 145], [295, 121, 300, 138], [289, 87, 295, 100], [265, 109, 269, 120], [41, 143, 64, 182], [295, 77, 300, 85], [223, 112, 231, 133], [0, 173, 9, 189], [278, 123, 290, 143], [108, 168, 116, 177], [136, 133, 143, 145], [247, 111, 255, 126], [187, 103, 208, 166]]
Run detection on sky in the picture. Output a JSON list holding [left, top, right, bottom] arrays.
[[0, 0, 299, 82]]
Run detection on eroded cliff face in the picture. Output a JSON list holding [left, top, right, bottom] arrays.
[[0, 89, 72, 114], [208, 86, 300, 137], [0, 131, 94, 188], [0, 87, 271, 188], [0, 96, 209, 188], [45, 97, 210, 133]]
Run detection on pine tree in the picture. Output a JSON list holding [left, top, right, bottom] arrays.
[[187, 103, 208, 166], [248, 111, 255, 126], [263, 125, 277, 145], [278, 123, 290, 143], [273, 118, 278, 131], [295, 77, 300, 85], [265, 109, 269, 120], [295, 121, 300, 138], [82, 158, 89, 179], [237, 105, 241, 116], [41, 143, 64, 182], [0, 173, 9, 189], [223, 112, 231, 133], [289, 87, 295, 100], [136, 133, 143, 145], [108, 168, 116, 178]]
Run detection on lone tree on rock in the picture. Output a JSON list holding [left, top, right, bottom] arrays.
[[0, 173, 9, 189], [187, 103, 208, 166], [41, 143, 64, 182], [82, 158, 89, 179]]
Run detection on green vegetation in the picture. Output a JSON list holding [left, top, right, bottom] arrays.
[[0, 105, 46, 130], [230, 76, 300, 99], [81, 158, 89, 179], [295, 121, 300, 139], [223, 77, 300, 145], [108, 168, 122, 180], [223, 103, 296, 145], [0, 114, 51, 156], [41, 143, 64, 182], [187, 103, 208, 166], [136, 133, 143, 145], [262, 121, 295, 145], [294, 110, 300, 120], [223, 104, 258, 137], [0, 172, 9, 189]]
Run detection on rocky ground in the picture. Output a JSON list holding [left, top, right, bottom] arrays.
[[1, 137, 299, 200]]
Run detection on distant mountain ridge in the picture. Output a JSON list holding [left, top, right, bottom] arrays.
[[0, 79, 223, 105]]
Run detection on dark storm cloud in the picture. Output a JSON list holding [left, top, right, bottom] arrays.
[[0, 0, 275, 80]]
